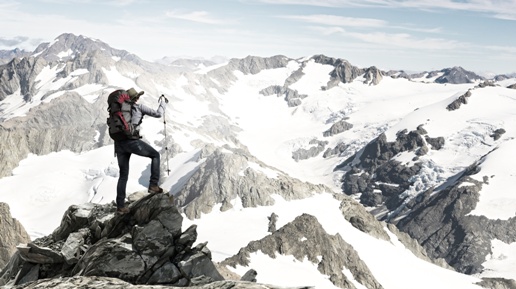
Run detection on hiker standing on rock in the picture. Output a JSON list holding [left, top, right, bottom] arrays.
[[107, 87, 168, 214]]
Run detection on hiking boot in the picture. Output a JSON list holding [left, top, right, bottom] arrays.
[[117, 207, 130, 214], [148, 185, 164, 194]]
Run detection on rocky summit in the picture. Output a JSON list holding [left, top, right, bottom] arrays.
[[0, 192, 256, 288]]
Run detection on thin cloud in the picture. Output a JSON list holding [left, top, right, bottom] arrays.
[[165, 10, 226, 24], [347, 31, 464, 50], [37, 0, 92, 3], [106, 0, 140, 6], [38, 0, 140, 5], [305, 25, 461, 50], [283, 13, 443, 35], [392, 25, 443, 34], [486, 45, 516, 54], [281, 14, 387, 27], [0, 36, 29, 47], [256, 0, 516, 20]]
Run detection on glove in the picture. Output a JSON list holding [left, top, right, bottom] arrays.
[[159, 94, 169, 104]]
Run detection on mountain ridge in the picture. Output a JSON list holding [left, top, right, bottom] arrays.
[[1, 32, 516, 288]]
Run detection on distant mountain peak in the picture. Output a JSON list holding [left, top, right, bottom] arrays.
[[435, 66, 484, 84], [31, 33, 131, 62]]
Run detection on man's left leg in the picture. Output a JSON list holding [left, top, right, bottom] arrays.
[[128, 140, 162, 193]]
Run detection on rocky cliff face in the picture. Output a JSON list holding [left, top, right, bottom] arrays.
[[0, 203, 31, 269], [396, 159, 516, 275]]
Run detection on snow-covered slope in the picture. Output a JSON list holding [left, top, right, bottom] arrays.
[[1, 33, 516, 289]]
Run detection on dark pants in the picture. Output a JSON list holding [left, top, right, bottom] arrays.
[[115, 139, 160, 208]]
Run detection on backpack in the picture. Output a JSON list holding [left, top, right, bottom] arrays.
[[106, 89, 139, 141]]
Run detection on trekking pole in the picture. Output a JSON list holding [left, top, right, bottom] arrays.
[[159, 94, 171, 175]]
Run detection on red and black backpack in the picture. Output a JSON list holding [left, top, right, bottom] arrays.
[[106, 90, 139, 141]]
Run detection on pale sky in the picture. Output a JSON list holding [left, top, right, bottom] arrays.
[[1, 0, 516, 74]]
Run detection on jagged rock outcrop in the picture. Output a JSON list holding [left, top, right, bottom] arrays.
[[310, 55, 383, 87], [175, 145, 331, 219], [395, 159, 516, 275], [292, 139, 328, 161], [336, 126, 444, 216], [222, 213, 384, 289], [323, 142, 349, 158], [447, 90, 472, 111], [0, 193, 225, 287], [323, 119, 353, 137], [477, 81, 496, 88], [260, 85, 307, 107], [435, 67, 484, 84], [267, 213, 279, 233], [363, 66, 383, 85], [312, 55, 366, 89], [476, 278, 516, 289], [0, 203, 31, 269], [507, 83, 516, 89], [339, 197, 389, 241], [490, 128, 506, 141]]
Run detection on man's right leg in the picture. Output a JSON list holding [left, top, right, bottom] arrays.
[[116, 151, 131, 209]]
